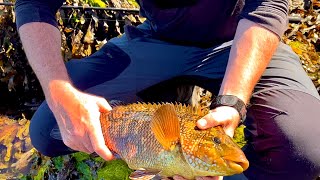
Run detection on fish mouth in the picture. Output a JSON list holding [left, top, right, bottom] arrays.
[[224, 155, 249, 173], [226, 161, 249, 173]]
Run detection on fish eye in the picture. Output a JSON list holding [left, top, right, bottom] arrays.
[[213, 137, 221, 144]]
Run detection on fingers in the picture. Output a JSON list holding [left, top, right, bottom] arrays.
[[61, 119, 109, 156], [88, 113, 114, 160], [62, 136, 86, 152], [224, 128, 234, 137], [97, 98, 112, 112], [55, 92, 113, 159], [172, 175, 187, 180], [224, 123, 237, 137], [60, 127, 94, 153], [82, 134, 95, 153]]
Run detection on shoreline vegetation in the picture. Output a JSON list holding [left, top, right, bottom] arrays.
[[0, 0, 319, 179]]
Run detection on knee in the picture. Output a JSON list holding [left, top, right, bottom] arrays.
[[29, 126, 55, 157], [249, 89, 320, 159], [29, 101, 72, 157], [274, 90, 320, 166], [243, 143, 319, 180], [29, 103, 56, 157], [245, 89, 320, 178]]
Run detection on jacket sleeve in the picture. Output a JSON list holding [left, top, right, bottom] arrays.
[[240, 0, 289, 38], [15, 0, 65, 29]]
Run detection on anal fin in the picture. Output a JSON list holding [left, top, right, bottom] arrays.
[[129, 169, 162, 180]]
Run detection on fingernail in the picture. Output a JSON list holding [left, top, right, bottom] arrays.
[[198, 119, 207, 127]]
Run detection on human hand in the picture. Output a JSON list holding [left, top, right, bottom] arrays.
[[46, 81, 113, 160], [196, 106, 241, 137]]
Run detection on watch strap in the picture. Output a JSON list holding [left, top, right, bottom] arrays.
[[210, 95, 247, 123]]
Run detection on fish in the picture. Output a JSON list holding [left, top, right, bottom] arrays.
[[100, 102, 249, 180]]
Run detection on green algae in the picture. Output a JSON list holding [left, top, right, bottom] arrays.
[[233, 125, 247, 148], [97, 159, 133, 180]]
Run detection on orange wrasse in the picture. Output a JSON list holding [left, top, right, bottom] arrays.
[[100, 103, 249, 179]]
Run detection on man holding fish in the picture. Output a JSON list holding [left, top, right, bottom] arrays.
[[14, 0, 320, 179]]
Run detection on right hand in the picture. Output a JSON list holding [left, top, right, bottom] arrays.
[[46, 81, 114, 160]]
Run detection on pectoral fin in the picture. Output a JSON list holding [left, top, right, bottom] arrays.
[[150, 104, 180, 151], [129, 169, 161, 180]]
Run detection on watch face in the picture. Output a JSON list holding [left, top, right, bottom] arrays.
[[221, 96, 238, 105]]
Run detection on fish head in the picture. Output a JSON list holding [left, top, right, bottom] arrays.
[[180, 124, 249, 176]]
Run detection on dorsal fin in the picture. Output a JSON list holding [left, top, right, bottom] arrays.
[[108, 100, 127, 108], [150, 104, 180, 151]]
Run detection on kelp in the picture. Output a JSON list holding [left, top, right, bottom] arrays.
[[284, 0, 320, 92], [0, 116, 35, 178]]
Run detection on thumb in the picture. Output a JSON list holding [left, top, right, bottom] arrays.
[[196, 113, 219, 129], [97, 98, 112, 112]]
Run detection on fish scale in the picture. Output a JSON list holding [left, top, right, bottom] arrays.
[[100, 102, 249, 179]]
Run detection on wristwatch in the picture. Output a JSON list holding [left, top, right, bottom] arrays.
[[210, 95, 247, 123]]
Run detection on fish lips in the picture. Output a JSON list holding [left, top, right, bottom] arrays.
[[223, 154, 249, 173]]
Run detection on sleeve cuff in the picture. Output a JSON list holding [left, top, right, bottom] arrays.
[[240, 0, 289, 38], [15, 0, 62, 29]]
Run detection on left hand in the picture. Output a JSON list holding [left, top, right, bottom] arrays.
[[196, 106, 241, 137]]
